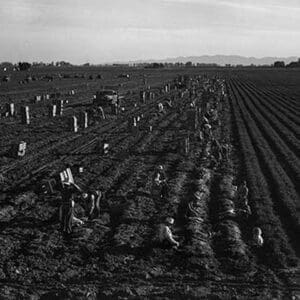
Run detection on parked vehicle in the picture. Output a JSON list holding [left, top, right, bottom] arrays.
[[93, 90, 118, 106]]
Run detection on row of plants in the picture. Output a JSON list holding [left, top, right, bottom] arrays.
[[209, 90, 251, 273], [227, 81, 298, 269], [261, 84, 300, 111], [241, 80, 300, 137], [231, 80, 300, 222], [244, 81, 299, 126], [232, 80, 300, 190]]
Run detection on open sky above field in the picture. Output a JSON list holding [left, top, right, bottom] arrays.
[[0, 0, 299, 64]]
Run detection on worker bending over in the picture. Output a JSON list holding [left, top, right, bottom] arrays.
[[158, 217, 180, 248], [82, 190, 102, 220]]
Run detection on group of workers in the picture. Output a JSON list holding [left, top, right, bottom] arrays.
[[158, 180, 263, 249], [237, 182, 264, 247], [57, 78, 263, 252], [59, 181, 102, 234], [154, 167, 263, 249]]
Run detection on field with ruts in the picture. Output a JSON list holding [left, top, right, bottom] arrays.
[[0, 67, 299, 299]]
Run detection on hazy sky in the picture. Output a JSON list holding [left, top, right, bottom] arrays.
[[1, 0, 299, 63]]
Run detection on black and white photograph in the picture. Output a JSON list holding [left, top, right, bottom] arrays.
[[0, 0, 299, 298]]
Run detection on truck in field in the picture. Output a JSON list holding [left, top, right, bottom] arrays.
[[93, 90, 118, 106]]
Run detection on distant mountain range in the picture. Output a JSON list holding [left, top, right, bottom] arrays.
[[129, 55, 298, 66]]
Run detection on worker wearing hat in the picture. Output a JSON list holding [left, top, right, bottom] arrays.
[[158, 217, 179, 248]]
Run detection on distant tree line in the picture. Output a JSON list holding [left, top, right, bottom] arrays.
[[18, 62, 31, 71], [144, 63, 165, 68], [273, 58, 300, 68], [142, 61, 219, 68], [0, 61, 75, 71], [1, 58, 299, 70]]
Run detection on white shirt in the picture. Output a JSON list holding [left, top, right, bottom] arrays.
[[158, 224, 177, 245], [254, 234, 264, 247]]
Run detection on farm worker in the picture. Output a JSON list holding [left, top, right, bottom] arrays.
[[237, 181, 249, 205], [82, 190, 102, 219], [153, 165, 167, 185], [203, 123, 212, 140], [158, 103, 165, 114], [252, 227, 264, 247], [59, 181, 84, 234], [153, 165, 169, 199], [158, 217, 180, 248]]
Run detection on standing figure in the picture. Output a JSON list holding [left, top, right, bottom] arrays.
[[152, 165, 169, 199], [59, 182, 83, 234]]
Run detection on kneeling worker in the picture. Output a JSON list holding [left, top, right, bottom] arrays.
[[158, 217, 180, 248], [252, 227, 264, 247]]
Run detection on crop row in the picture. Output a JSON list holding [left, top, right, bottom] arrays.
[[258, 84, 300, 114], [231, 80, 300, 189], [227, 81, 298, 268], [241, 80, 300, 130], [230, 80, 300, 238], [267, 85, 300, 108]]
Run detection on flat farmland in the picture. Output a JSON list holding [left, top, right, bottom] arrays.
[[0, 67, 299, 299]]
